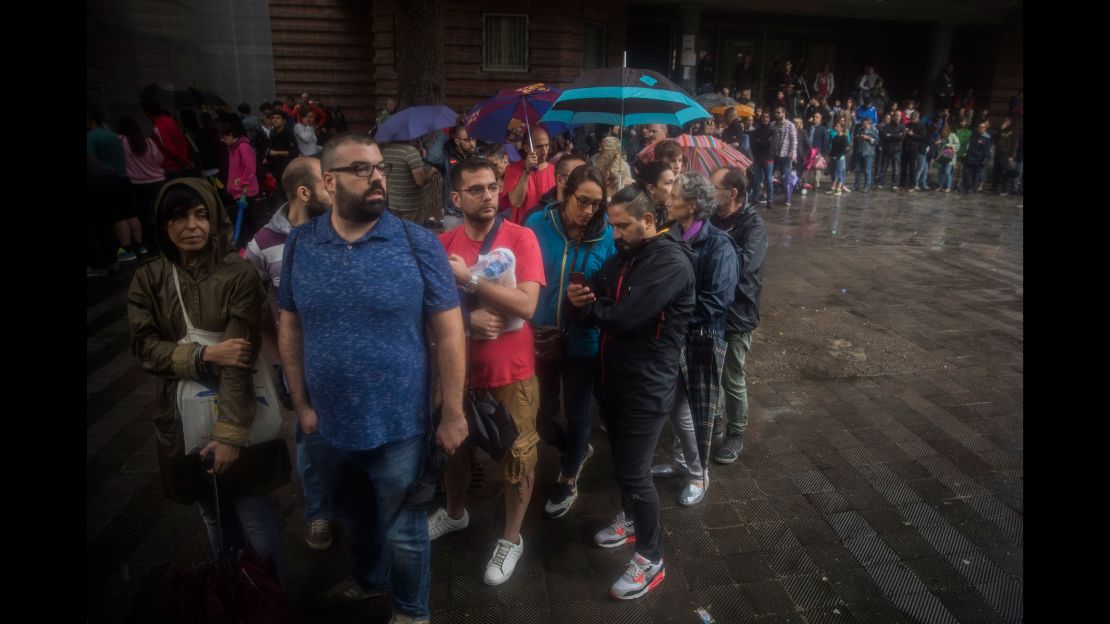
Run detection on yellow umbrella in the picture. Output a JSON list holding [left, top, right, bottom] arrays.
[[710, 104, 755, 118]]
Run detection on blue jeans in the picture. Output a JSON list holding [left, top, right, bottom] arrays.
[[834, 156, 847, 185], [914, 153, 929, 189], [880, 151, 901, 187], [296, 422, 333, 522], [197, 486, 287, 587], [311, 434, 430, 619], [537, 356, 597, 480], [774, 156, 793, 204], [962, 164, 985, 193], [755, 160, 774, 205], [853, 154, 874, 190], [938, 161, 954, 190]]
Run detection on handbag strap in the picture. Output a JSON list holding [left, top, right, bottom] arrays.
[[171, 265, 197, 334]]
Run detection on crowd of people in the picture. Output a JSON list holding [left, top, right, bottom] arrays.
[[91, 60, 1019, 622], [86, 93, 349, 277]]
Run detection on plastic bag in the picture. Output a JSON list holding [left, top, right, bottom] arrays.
[[469, 247, 524, 338]]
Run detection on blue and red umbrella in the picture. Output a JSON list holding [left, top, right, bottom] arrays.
[[463, 83, 566, 145]]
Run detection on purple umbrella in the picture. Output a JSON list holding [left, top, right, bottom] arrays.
[[375, 105, 458, 142], [463, 83, 566, 148]]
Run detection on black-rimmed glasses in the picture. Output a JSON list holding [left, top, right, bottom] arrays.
[[572, 195, 605, 210], [330, 162, 392, 177]]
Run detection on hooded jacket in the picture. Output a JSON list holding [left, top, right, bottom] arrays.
[[710, 202, 768, 334], [680, 220, 738, 335], [127, 178, 289, 504], [226, 136, 259, 199], [568, 229, 695, 415], [525, 202, 617, 358]]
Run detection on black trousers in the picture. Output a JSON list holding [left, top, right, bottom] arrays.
[[599, 401, 668, 562]]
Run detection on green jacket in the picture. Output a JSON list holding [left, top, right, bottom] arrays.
[[127, 178, 289, 504]]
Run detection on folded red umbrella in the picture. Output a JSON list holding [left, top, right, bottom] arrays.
[[636, 134, 753, 175]]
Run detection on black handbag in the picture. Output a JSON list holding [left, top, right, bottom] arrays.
[[462, 388, 517, 462]]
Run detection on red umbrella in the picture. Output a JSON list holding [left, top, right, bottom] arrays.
[[637, 134, 753, 175]]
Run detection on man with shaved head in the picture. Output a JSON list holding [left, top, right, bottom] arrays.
[[246, 155, 336, 551], [502, 125, 556, 223]]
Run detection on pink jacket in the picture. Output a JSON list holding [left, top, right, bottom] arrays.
[[227, 137, 259, 198]]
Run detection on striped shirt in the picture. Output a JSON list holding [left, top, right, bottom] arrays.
[[772, 120, 798, 159], [382, 143, 427, 218], [245, 203, 293, 289]]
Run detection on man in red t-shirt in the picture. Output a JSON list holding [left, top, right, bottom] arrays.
[[431, 157, 545, 587], [501, 126, 555, 224]]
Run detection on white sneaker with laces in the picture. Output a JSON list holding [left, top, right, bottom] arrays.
[[483, 536, 524, 586], [611, 553, 665, 599], [594, 511, 635, 548], [427, 508, 469, 541]]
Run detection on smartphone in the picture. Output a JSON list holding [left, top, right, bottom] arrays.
[[568, 272, 589, 288]]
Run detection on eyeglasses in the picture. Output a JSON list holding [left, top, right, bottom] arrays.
[[457, 183, 501, 198], [572, 195, 605, 210], [329, 162, 392, 177]]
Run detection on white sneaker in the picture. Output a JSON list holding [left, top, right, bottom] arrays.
[[427, 508, 469, 541], [483, 536, 524, 586], [594, 511, 635, 548], [611, 553, 665, 600]]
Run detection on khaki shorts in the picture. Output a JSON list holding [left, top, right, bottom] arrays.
[[452, 376, 540, 484]]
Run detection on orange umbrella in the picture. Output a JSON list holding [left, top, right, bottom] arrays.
[[710, 104, 755, 118]]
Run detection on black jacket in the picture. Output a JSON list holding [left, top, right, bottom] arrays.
[[880, 122, 906, 153], [752, 124, 774, 162], [903, 122, 926, 154], [710, 203, 768, 334], [570, 229, 695, 415], [681, 221, 738, 335]]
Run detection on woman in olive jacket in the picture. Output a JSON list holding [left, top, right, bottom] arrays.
[[127, 177, 290, 582]]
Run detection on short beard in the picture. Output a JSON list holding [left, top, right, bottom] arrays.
[[305, 189, 332, 218], [335, 181, 386, 224]]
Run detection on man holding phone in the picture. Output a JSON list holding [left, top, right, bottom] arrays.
[[565, 184, 694, 600]]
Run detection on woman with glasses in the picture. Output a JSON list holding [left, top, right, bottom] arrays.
[[651, 173, 738, 506], [524, 165, 616, 519], [127, 178, 291, 586]]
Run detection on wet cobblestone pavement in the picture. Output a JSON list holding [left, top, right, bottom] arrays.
[[87, 188, 1023, 623]]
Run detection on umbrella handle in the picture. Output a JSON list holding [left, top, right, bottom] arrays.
[[203, 453, 227, 559]]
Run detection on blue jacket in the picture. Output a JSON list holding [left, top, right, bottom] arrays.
[[525, 203, 617, 357], [680, 220, 739, 335]]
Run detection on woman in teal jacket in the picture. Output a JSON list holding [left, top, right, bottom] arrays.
[[525, 165, 616, 519]]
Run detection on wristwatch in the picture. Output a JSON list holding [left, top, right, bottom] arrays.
[[465, 272, 481, 294]]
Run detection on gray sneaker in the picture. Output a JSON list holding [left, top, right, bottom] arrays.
[[714, 435, 744, 464]]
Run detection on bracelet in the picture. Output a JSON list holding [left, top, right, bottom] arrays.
[[196, 345, 210, 375]]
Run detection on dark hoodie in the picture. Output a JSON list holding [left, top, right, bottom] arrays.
[[569, 228, 695, 415], [710, 202, 768, 334]]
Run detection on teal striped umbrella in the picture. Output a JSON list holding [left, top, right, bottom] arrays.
[[539, 68, 711, 128]]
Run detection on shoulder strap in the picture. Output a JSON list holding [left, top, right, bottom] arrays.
[[171, 265, 196, 333], [479, 215, 503, 256]]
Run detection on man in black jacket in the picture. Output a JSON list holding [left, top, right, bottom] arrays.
[[708, 167, 768, 464], [567, 184, 695, 600], [901, 111, 926, 191], [880, 111, 907, 191]]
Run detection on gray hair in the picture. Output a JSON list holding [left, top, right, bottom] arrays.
[[674, 172, 717, 221]]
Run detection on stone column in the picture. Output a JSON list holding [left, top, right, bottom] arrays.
[[921, 21, 954, 114]]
